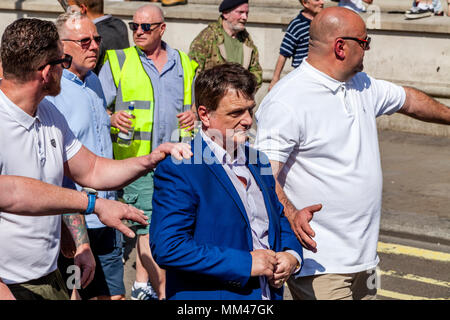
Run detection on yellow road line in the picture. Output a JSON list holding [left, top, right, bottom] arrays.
[[377, 242, 450, 262], [379, 270, 450, 288], [378, 289, 449, 300]]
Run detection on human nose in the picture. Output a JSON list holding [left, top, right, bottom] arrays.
[[241, 110, 253, 126], [136, 25, 145, 35], [90, 39, 99, 50], [86, 36, 100, 51]]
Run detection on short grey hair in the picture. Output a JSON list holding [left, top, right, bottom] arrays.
[[55, 11, 87, 37]]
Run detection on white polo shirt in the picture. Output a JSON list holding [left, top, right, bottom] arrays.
[[254, 60, 406, 276], [0, 89, 82, 284]]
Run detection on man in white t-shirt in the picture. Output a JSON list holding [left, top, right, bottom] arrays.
[[254, 7, 450, 300], [0, 18, 192, 300]]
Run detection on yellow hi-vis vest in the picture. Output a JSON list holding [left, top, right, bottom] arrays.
[[105, 46, 198, 160]]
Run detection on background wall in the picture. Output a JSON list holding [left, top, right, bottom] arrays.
[[1, 0, 449, 136]]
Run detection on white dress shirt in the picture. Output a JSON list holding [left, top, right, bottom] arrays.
[[201, 130, 301, 298]]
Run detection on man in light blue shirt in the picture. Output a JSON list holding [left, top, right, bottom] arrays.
[[98, 4, 196, 300], [47, 11, 125, 300]]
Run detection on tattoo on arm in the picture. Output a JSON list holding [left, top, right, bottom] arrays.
[[275, 182, 297, 220], [62, 214, 90, 247], [270, 160, 297, 221]]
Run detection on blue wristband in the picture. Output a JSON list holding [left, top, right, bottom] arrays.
[[85, 193, 96, 214], [82, 188, 97, 215]]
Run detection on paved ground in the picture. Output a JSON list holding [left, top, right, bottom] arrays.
[[378, 130, 450, 241], [121, 129, 450, 300], [376, 233, 450, 300]]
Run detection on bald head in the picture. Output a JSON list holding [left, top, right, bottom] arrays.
[[132, 4, 166, 54], [306, 7, 369, 82], [309, 7, 365, 50], [134, 4, 165, 23]]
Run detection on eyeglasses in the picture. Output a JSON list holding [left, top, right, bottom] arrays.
[[61, 35, 102, 49], [37, 54, 73, 71], [340, 36, 371, 50], [128, 22, 163, 32]]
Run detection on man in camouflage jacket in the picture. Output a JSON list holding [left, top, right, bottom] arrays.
[[188, 0, 262, 89]]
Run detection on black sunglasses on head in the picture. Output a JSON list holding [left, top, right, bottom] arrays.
[[128, 22, 163, 32], [38, 54, 72, 71]]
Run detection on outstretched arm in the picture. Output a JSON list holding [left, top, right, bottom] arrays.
[[64, 142, 192, 191], [0, 175, 79, 215], [399, 87, 450, 125], [0, 175, 148, 238]]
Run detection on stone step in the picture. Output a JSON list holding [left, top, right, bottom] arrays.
[[114, 1, 450, 34], [2, 1, 447, 33], [175, 0, 442, 13]]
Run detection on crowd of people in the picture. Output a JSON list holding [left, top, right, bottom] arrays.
[[0, 0, 449, 301]]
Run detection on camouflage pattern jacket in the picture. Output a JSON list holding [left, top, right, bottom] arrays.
[[188, 17, 263, 89]]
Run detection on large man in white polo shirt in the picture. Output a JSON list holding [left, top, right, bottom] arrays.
[[0, 18, 191, 300], [255, 7, 450, 300]]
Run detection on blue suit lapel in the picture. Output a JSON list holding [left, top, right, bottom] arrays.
[[247, 160, 276, 250], [199, 137, 251, 232]]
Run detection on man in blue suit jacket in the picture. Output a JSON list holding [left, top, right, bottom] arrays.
[[150, 63, 303, 300]]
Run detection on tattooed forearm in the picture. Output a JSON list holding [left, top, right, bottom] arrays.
[[62, 214, 90, 247]]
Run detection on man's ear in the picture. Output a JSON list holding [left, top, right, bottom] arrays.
[[79, 4, 88, 15], [222, 11, 230, 21], [40, 64, 52, 85], [334, 39, 345, 60], [159, 23, 166, 37], [197, 105, 210, 128]]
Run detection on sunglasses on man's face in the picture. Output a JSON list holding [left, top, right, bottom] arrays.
[[61, 35, 102, 49], [340, 36, 371, 51], [37, 54, 73, 71], [128, 22, 163, 32]]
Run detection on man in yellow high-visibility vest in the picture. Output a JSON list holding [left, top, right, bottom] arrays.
[[99, 4, 197, 300]]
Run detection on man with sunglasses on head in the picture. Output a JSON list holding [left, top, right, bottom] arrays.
[[255, 7, 450, 300], [98, 4, 198, 300], [45, 11, 125, 301], [0, 17, 192, 300]]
